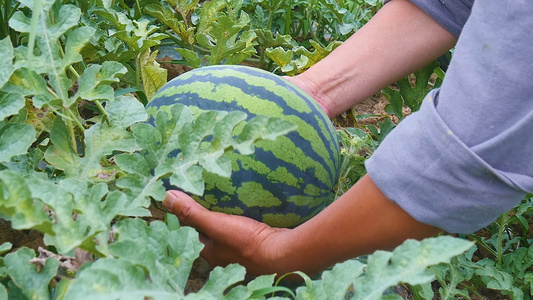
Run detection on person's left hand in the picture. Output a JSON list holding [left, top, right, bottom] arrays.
[[163, 190, 291, 275]]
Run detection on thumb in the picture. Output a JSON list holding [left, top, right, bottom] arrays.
[[163, 190, 213, 231], [163, 190, 272, 244]]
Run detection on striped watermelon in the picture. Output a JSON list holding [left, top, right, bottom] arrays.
[[147, 65, 340, 228]]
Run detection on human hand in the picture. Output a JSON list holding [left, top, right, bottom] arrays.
[[163, 190, 291, 275]]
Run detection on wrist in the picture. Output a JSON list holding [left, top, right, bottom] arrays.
[[285, 74, 335, 118]]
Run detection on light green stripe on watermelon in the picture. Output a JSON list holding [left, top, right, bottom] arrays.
[[262, 213, 304, 228], [256, 137, 331, 187], [233, 152, 301, 188], [267, 167, 301, 187], [284, 115, 336, 179], [287, 195, 332, 207], [237, 182, 282, 208], [156, 82, 285, 117], [315, 114, 338, 157], [234, 152, 270, 175], [156, 81, 336, 184], [303, 184, 322, 196], [189, 67, 313, 114], [202, 171, 236, 196], [211, 206, 245, 215]]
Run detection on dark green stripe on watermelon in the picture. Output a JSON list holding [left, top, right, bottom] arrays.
[[147, 65, 340, 228]]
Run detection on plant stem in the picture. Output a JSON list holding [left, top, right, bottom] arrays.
[[136, 52, 142, 92], [283, 0, 292, 35], [27, 0, 42, 69], [64, 112, 78, 153], [496, 212, 510, 265], [67, 108, 85, 133], [94, 100, 110, 124], [135, 0, 142, 18]]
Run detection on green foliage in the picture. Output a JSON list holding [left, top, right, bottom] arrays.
[[0, 0, 530, 298], [280, 236, 473, 300], [4, 247, 59, 300], [266, 40, 342, 76], [383, 60, 444, 121], [335, 127, 374, 198], [62, 215, 203, 298], [145, 0, 259, 67]]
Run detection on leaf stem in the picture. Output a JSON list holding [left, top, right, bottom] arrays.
[[67, 108, 85, 133], [283, 0, 292, 35], [64, 113, 78, 153], [496, 212, 510, 264], [27, 0, 42, 69], [136, 52, 142, 92], [93, 100, 110, 124]]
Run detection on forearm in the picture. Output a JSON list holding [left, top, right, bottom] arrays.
[[291, 0, 457, 118], [271, 174, 441, 275]]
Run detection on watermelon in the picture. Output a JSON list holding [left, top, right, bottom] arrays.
[[147, 65, 340, 228]]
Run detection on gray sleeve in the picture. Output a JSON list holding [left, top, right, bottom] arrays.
[[383, 0, 474, 37], [366, 1, 533, 233]]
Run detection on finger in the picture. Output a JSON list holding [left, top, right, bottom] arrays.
[[163, 190, 256, 240]]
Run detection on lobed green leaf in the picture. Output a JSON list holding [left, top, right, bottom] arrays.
[[73, 61, 127, 104], [63, 216, 202, 299], [296, 260, 365, 300], [45, 96, 146, 182], [0, 170, 52, 233], [4, 247, 59, 300], [0, 38, 15, 89], [352, 236, 474, 299], [0, 122, 36, 162]]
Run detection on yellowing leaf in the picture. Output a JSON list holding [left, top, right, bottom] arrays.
[[140, 49, 168, 101]]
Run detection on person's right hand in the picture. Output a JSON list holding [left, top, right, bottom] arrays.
[[163, 190, 293, 276]]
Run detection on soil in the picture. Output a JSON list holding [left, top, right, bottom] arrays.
[[159, 56, 193, 80], [0, 219, 45, 252]]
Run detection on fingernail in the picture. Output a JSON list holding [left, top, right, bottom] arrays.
[[163, 192, 176, 210]]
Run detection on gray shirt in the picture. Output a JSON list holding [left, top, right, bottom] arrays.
[[367, 0, 533, 233]]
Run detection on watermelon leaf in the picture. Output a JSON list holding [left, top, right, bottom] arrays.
[[94, 9, 166, 54], [0, 121, 36, 163], [73, 61, 127, 104], [140, 49, 168, 101], [144, 2, 198, 47], [198, 12, 258, 66], [351, 236, 474, 299], [290, 236, 473, 299], [254, 29, 295, 49], [0, 243, 11, 256], [4, 247, 59, 300], [123, 104, 296, 197], [392, 60, 441, 113], [63, 216, 203, 298], [234, 115, 298, 155], [175, 48, 202, 68], [109, 217, 203, 292], [295, 260, 365, 299], [0, 170, 53, 234], [0, 37, 15, 89], [45, 95, 146, 182], [10, 4, 95, 107], [0, 92, 25, 121], [0, 283, 5, 299], [266, 40, 342, 76], [195, 264, 250, 298], [1, 68, 55, 109]]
